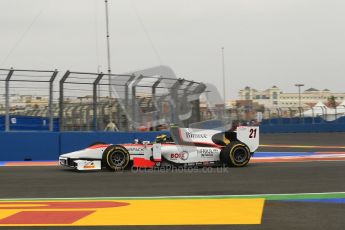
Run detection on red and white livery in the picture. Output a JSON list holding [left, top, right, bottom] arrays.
[[59, 127, 259, 171]]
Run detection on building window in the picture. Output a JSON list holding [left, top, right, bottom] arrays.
[[272, 92, 278, 100]]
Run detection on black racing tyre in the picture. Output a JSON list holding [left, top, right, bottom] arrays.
[[88, 142, 106, 147], [102, 145, 130, 171], [220, 141, 251, 167]]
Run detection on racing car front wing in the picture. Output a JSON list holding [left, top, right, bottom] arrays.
[[59, 157, 101, 171]]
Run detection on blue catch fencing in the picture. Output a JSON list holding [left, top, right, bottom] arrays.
[[0, 131, 169, 161]]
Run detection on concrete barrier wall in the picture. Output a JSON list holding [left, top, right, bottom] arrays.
[[0, 132, 60, 161], [0, 131, 169, 161]]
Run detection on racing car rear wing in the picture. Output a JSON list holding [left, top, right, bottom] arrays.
[[170, 126, 259, 152], [236, 126, 259, 152]]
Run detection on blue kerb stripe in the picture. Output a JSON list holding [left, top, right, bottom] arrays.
[[254, 152, 315, 157]]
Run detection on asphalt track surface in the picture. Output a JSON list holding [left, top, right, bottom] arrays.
[[261, 132, 345, 146], [1, 133, 345, 230], [260, 132, 345, 152]]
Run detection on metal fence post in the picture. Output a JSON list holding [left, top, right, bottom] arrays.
[[170, 79, 185, 124], [180, 81, 195, 126], [93, 73, 104, 131], [152, 77, 162, 130], [124, 75, 135, 131], [301, 107, 305, 124], [5, 69, 14, 132], [131, 75, 144, 130], [189, 83, 206, 124], [49, 70, 58, 131], [59, 71, 70, 131], [319, 106, 325, 123]]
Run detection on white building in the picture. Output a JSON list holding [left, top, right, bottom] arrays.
[[238, 86, 345, 108], [10, 95, 49, 109]]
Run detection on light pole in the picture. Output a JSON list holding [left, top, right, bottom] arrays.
[[105, 0, 112, 89], [104, 0, 113, 124], [221, 47, 226, 104], [295, 84, 304, 117]]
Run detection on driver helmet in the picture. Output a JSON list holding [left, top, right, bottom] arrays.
[[155, 134, 167, 143]]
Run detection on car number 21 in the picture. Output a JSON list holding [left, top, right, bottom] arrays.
[[249, 128, 257, 138]]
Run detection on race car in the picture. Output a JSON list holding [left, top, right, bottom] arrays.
[[59, 126, 259, 171]]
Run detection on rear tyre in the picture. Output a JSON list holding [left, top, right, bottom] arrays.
[[220, 141, 251, 167], [102, 145, 130, 171]]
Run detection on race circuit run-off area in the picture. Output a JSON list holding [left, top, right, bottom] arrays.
[[0, 193, 345, 226], [0, 198, 264, 226]]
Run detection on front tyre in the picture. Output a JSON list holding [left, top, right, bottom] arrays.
[[221, 141, 251, 167], [102, 145, 130, 171]]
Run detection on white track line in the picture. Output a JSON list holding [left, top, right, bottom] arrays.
[[0, 191, 345, 201]]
